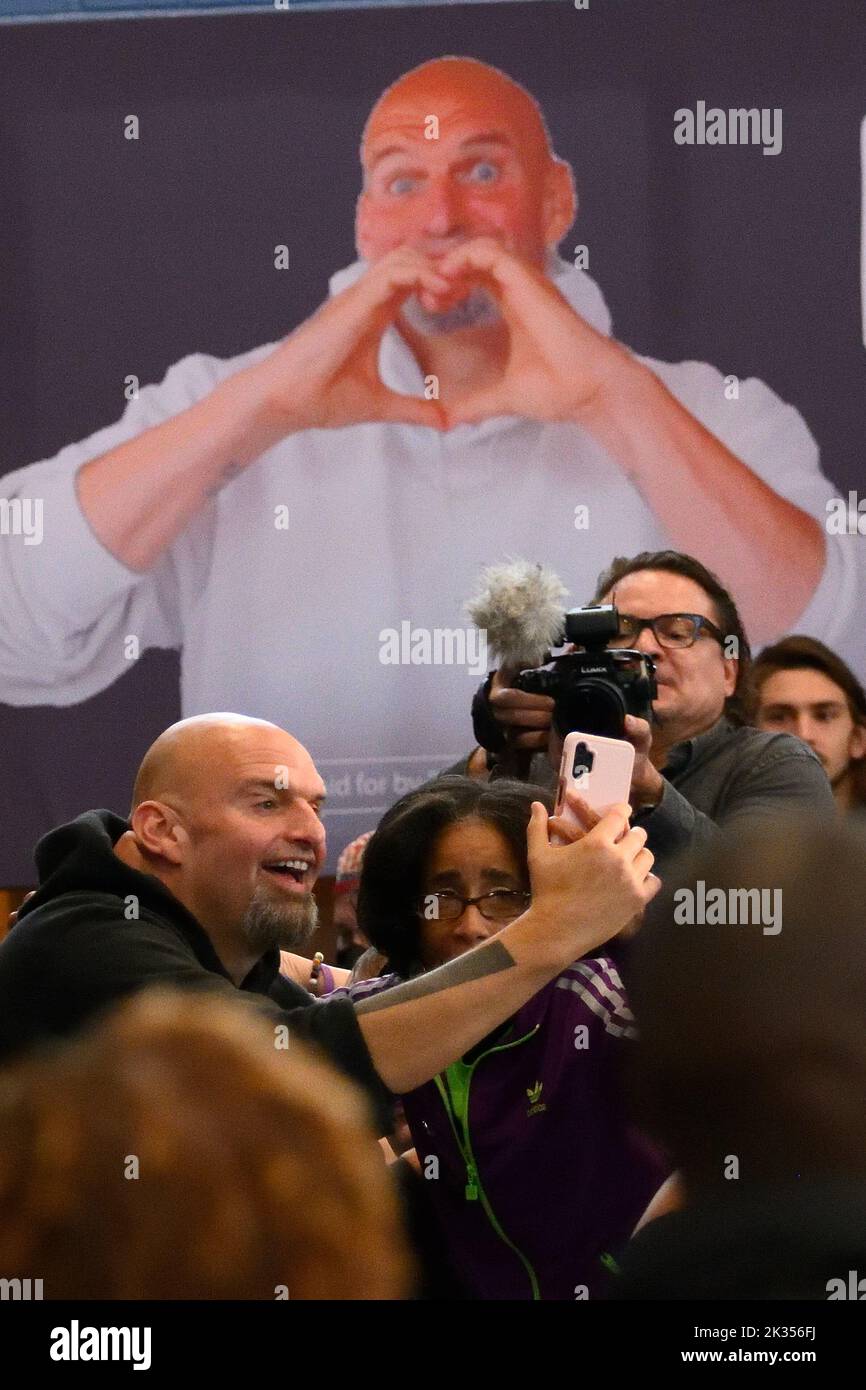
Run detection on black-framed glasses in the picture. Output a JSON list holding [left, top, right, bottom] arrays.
[[419, 888, 531, 923], [608, 613, 725, 650]]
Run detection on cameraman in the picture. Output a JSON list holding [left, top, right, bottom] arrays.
[[458, 551, 833, 866]]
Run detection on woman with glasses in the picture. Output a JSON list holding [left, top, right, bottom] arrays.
[[331, 774, 668, 1300]]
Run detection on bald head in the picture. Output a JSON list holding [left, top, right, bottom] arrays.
[[124, 715, 327, 970], [361, 57, 555, 173], [131, 714, 312, 815], [356, 57, 574, 296]]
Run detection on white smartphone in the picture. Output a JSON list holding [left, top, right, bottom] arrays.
[[551, 731, 635, 842]]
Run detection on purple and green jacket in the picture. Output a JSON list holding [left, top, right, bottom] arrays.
[[331, 956, 667, 1300]]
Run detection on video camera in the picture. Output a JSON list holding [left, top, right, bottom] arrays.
[[512, 604, 657, 739]]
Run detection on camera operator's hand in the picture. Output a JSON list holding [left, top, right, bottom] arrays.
[[487, 667, 554, 752], [622, 714, 665, 811]]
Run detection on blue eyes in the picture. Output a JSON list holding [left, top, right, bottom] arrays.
[[466, 161, 498, 184], [386, 161, 501, 197]]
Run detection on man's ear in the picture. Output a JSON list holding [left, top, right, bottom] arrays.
[[722, 655, 739, 700], [355, 187, 378, 264], [130, 801, 187, 866], [542, 158, 577, 250]]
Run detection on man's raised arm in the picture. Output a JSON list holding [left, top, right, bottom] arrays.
[[352, 800, 657, 1094], [435, 238, 827, 645], [76, 248, 448, 572]]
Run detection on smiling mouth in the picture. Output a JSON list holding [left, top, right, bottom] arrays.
[[261, 859, 312, 889]]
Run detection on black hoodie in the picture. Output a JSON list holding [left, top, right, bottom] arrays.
[[0, 810, 390, 1126]]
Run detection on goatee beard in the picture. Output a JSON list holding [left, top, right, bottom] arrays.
[[400, 286, 501, 336], [241, 886, 319, 955]]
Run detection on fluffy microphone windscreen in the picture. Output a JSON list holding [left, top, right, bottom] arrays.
[[464, 560, 569, 671]]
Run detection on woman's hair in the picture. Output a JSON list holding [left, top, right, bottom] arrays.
[[0, 989, 411, 1300], [357, 775, 553, 979]]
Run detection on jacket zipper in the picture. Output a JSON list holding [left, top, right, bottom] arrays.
[[433, 1025, 542, 1300]]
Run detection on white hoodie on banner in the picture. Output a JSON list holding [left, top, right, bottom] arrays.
[[0, 257, 861, 855]]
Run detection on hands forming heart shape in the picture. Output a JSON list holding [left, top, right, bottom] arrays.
[[257, 238, 632, 436]]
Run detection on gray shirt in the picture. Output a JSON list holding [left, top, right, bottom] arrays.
[[445, 718, 834, 875]]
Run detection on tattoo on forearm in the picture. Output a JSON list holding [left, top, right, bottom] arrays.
[[353, 940, 516, 1015]]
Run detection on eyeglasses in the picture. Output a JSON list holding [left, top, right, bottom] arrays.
[[608, 613, 725, 650], [419, 889, 531, 923]]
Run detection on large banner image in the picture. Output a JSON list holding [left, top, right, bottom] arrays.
[[1, 0, 864, 879]]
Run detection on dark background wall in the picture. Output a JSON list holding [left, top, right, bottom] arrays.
[[2, 0, 865, 882]]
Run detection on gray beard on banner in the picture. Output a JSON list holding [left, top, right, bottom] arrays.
[[400, 285, 502, 335], [241, 885, 319, 955]]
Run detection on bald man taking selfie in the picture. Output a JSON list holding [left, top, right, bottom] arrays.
[[0, 714, 657, 1121]]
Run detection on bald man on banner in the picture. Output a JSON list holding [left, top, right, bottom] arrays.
[[1, 57, 858, 859]]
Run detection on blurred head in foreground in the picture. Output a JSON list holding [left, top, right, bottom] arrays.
[[0, 990, 411, 1299], [630, 816, 866, 1195]]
